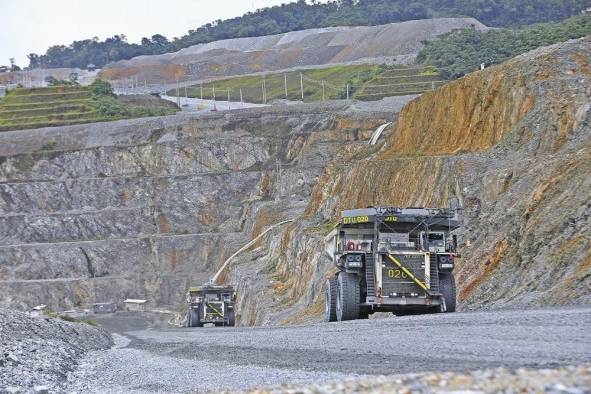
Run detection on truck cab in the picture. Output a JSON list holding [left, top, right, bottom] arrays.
[[324, 207, 460, 321]]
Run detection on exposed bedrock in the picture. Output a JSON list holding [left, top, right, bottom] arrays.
[[0, 103, 394, 313]]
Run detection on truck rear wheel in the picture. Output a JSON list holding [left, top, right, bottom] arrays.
[[439, 273, 457, 312], [225, 310, 236, 327], [336, 272, 360, 321], [324, 277, 338, 322]]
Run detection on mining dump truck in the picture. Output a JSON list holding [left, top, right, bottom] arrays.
[[186, 285, 236, 327], [324, 207, 460, 321]]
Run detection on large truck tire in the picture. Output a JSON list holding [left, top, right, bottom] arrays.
[[336, 272, 360, 321], [324, 277, 338, 322], [189, 306, 203, 327], [225, 309, 236, 327], [439, 273, 457, 312]]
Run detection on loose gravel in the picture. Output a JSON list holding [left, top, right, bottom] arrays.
[[65, 307, 591, 393], [236, 365, 591, 394], [0, 309, 112, 393]]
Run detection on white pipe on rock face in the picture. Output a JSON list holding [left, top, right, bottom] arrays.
[[368, 122, 392, 145], [209, 218, 295, 284]]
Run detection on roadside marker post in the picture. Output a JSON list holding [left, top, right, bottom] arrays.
[[284, 73, 288, 98], [300, 73, 304, 101]]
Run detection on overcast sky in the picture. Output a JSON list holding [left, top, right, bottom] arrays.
[[0, 0, 327, 68]]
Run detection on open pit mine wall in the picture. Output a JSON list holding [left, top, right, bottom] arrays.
[[1, 37, 589, 325], [235, 37, 591, 326], [0, 105, 393, 312]]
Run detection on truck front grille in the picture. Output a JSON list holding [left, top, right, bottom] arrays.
[[381, 253, 427, 295], [205, 302, 224, 320]]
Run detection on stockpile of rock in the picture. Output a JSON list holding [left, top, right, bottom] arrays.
[[0, 309, 112, 393]]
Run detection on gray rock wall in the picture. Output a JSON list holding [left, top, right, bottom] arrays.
[[0, 102, 396, 311]]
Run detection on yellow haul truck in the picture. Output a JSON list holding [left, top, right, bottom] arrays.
[[186, 285, 236, 327], [324, 207, 460, 321]]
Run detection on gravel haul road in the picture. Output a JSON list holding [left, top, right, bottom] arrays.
[[66, 307, 591, 393]]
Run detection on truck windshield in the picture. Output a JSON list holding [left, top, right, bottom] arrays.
[[428, 233, 445, 247]]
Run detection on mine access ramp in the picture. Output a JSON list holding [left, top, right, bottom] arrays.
[[186, 285, 236, 327], [324, 207, 461, 321]]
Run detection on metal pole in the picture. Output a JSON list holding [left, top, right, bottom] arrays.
[[322, 80, 325, 101], [176, 79, 180, 107], [227, 88, 230, 110], [200, 84, 203, 100], [240, 88, 243, 103], [284, 73, 288, 98], [300, 72, 304, 101], [184, 86, 188, 99], [213, 85, 216, 101], [347, 84, 350, 101]]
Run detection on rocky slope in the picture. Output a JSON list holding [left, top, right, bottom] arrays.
[[100, 18, 487, 84], [250, 36, 591, 324], [1, 36, 589, 325], [0, 102, 401, 313], [0, 309, 112, 392]]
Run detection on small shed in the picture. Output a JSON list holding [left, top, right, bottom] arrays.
[[92, 302, 117, 314], [124, 299, 147, 312]]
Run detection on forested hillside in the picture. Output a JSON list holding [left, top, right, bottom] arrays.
[[417, 13, 591, 79], [26, 0, 591, 69]]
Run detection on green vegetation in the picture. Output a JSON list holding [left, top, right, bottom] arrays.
[[43, 309, 99, 326], [0, 80, 178, 131], [26, 0, 590, 69], [169, 64, 444, 103], [418, 13, 591, 79]]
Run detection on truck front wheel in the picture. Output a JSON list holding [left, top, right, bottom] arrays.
[[336, 272, 360, 321], [324, 277, 338, 322], [189, 306, 203, 327], [225, 309, 236, 327], [439, 273, 457, 312]]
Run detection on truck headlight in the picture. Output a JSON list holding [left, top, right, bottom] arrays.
[[345, 254, 363, 268], [438, 256, 454, 270]]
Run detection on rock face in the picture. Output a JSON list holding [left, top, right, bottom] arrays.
[[288, 36, 591, 317], [1, 36, 590, 325], [231, 37, 591, 324], [0, 309, 112, 392], [0, 103, 398, 315], [100, 18, 488, 84]]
